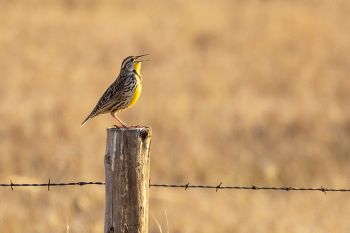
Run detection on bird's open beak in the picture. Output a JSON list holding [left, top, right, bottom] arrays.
[[134, 54, 150, 63]]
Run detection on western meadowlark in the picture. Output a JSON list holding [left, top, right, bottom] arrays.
[[81, 54, 148, 127]]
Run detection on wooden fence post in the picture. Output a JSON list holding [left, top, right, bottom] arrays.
[[104, 127, 152, 233]]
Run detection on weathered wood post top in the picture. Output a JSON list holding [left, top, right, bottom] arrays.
[[104, 127, 152, 233]]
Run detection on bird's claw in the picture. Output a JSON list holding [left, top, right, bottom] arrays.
[[113, 124, 129, 128]]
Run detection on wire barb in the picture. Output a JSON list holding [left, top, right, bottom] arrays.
[[216, 182, 222, 192]]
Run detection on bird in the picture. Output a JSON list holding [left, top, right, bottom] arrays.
[[81, 54, 148, 127]]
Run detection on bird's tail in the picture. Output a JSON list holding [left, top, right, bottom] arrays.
[[81, 111, 96, 127], [80, 117, 89, 127]]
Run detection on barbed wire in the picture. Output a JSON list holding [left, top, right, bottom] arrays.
[[149, 183, 350, 193], [1, 180, 350, 193], [0, 180, 104, 191]]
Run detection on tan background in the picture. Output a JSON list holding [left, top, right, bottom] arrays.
[[0, 0, 350, 232]]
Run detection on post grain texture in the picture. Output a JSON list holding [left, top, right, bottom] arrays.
[[104, 127, 152, 233]]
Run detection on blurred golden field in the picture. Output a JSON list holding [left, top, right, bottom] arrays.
[[0, 0, 350, 232]]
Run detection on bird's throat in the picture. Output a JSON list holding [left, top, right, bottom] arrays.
[[134, 62, 141, 76]]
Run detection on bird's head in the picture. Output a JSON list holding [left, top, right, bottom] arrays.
[[121, 54, 149, 75]]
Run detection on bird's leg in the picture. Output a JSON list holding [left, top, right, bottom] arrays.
[[111, 112, 128, 128]]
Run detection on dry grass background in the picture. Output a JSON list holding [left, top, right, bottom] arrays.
[[0, 0, 350, 232]]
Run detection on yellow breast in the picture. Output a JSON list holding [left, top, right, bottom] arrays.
[[127, 62, 142, 109], [128, 80, 142, 109]]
